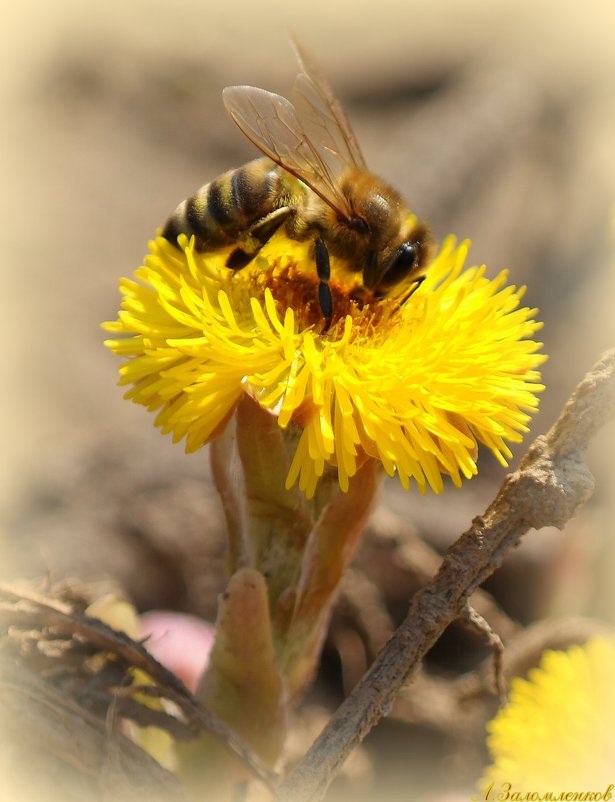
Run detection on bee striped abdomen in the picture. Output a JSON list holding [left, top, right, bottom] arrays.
[[162, 157, 284, 251]]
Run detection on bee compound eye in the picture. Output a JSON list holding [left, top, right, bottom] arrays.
[[395, 241, 418, 267], [378, 241, 419, 289]]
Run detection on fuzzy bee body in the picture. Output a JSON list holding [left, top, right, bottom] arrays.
[[162, 44, 432, 324], [162, 157, 296, 255]]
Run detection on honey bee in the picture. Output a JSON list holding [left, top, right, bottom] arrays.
[[162, 44, 432, 328]]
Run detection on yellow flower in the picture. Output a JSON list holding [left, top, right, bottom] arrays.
[[480, 636, 615, 791], [104, 225, 544, 498]]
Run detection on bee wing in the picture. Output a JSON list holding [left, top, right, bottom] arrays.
[[291, 40, 367, 171], [222, 85, 354, 219]]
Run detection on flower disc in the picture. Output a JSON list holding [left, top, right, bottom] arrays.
[[104, 227, 545, 497]]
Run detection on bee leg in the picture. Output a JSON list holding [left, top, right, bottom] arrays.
[[399, 275, 426, 305], [226, 206, 291, 269], [227, 246, 258, 269], [248, 206, 291, 242], [315, 237, 333, 331]]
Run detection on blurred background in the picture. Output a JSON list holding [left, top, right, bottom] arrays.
[[1, 1, 614, 800]]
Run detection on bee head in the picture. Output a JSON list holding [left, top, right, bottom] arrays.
[[331, 172, 433, 293], [373, 241, 421, 291], [361, 240, 416, 291], [364, 219, 433, 295]]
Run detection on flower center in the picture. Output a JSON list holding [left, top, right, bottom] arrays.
[[228, 260, 406, 338]]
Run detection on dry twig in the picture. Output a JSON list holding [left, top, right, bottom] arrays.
[[274, 347, 615, 802], [461, 603, 506, 704], [0, 585, 279, 791], [0, 656, 188, 802]]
